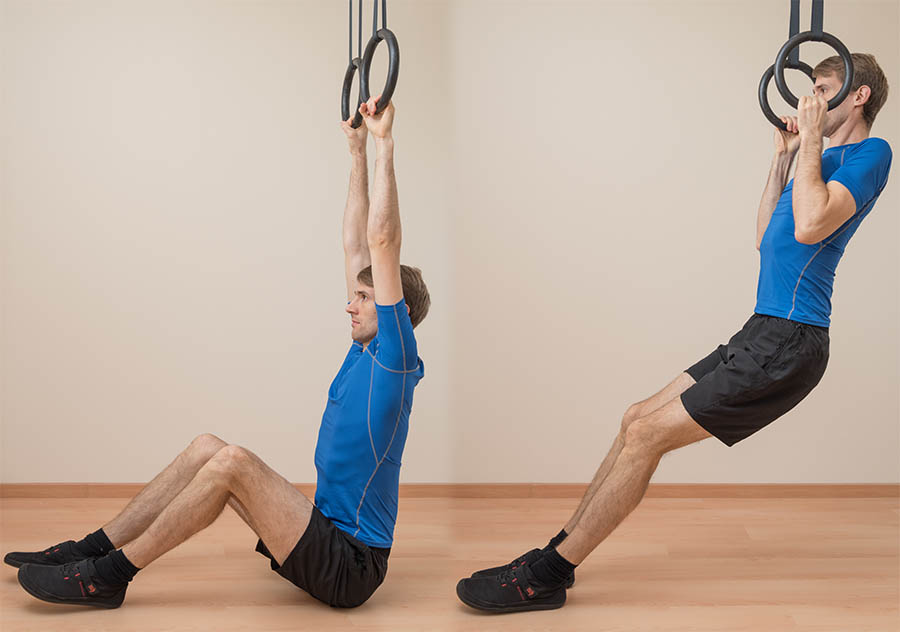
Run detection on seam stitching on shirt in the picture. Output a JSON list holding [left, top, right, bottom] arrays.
[[786, 209, 865, 320], [366, 347, 421, 373], [366, 355, 377, 462], [353, 303, 411, 541]]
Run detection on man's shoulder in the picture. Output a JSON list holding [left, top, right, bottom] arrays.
[[849, 137, 892, 161]]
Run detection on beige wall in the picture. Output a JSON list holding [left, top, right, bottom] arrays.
[[2, 0, 897, 484]]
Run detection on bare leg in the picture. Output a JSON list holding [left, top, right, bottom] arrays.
[[564, 373, 695, 532], [123, 445, 312, 568], [557, 398, 711, 564], [103, 434, 228, 547]]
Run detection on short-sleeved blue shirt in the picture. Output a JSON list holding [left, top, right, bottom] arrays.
[[313, 298, 424, 548], [756, 137, 892, 327]]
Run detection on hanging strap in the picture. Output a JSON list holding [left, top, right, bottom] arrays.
[[371, 0, 387, 37], [787, 0, 801, 66], [348, 0, 364, 62], [810, 0, 824, 34]]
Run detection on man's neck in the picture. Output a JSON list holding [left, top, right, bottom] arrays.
[[827, 117, 870, 148]]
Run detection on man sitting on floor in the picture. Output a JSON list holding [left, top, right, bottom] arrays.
[[6, 96, 429, 610]]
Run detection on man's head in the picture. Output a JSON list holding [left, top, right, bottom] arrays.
[[345, 265, 430, 344], [812, 53, 889, 135]]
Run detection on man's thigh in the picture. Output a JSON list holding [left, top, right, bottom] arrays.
[[631, 372, 696, 418], [228, 448, 313, 565]]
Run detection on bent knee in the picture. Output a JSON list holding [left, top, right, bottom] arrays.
[[206, 444, 253, 478], [619, 403, 642, 434], [622, 416, 666, 455], [187, 433, 228, 463]]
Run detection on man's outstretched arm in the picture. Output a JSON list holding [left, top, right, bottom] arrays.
[[359, 97, 403, 306], [792, 95, 857, 244], [341, 117, 372, 300], [756, 116, 801, 250]]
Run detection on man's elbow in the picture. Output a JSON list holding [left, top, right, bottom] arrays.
[[793, 224, 821, 245], [367, 230, 401, 251]]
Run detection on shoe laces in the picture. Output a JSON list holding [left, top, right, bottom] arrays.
[[57, 560, 85, 580], [496, 567, 520, 586]]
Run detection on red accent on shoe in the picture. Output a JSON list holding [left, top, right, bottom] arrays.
[[526, 586, 535, 597], [78, 581, 86, 597], [516, 586, 524, 600], [54, 548, 60, 552], [88, 584, 96, 594], [63, 576, 69, 580], [75, 572, 80, 577], [511, 577, 517, 583]]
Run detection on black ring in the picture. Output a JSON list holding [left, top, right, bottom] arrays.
[[773, 31, 853, 109], [359, 28, 399, 114], [341, 57, 363, 128], [758, 61, 814, 130]]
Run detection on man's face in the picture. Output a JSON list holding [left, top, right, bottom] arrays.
[[346, 283, 378, 344], [813, 72, 854, 137]]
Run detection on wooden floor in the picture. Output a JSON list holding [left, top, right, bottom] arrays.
[[1, 495, 897, 631]]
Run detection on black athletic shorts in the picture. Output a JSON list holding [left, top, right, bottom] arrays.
[[680, 313, 829, 447], [255, 506, 390, 608]]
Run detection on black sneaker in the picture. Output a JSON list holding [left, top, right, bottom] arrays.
[[471, 548, 575, 588], [4, 541, 92, 569], [17, 559, 127, 609], [456, 563, 566, 613]]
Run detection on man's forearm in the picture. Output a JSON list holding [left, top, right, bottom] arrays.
[[368, 137, 400, 246], [343, 151, 370, 254], [757, 152, 795, 248], [792, 135, 829, 236]]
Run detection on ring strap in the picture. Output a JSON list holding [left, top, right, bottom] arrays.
[[810, 0, 823, 35], [788, 0, 801, 66]]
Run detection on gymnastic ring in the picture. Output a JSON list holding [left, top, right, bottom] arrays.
[[758, 61, 815, 130], [773, 31, 853, 109], [359, 28, 399, 114], [341, 57, 364, 128]]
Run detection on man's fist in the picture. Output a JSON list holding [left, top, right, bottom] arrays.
[[341, 115, 368, 154], [797, 94, 828, 139], [774, 116, 801, 155], [359, 96, 394, 139]]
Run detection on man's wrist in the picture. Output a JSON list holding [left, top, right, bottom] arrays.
[[773, 148, 797, 162], [798, 131, 823, 149], [374, 136, 394, 151]]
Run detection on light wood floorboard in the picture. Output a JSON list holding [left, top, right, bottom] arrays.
[[1, 496, 897, 631]]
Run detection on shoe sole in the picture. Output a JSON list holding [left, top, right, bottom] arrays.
[[456, 581, 565, 613], [5, 557, 69, 569], [17, 567, 125, 609]]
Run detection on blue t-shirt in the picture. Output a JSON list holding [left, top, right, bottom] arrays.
[[313, 298, 424, 548], [756, 137, 892, 327]]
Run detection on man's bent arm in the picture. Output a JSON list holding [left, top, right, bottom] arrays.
[[793, 134, 856, 244], [756, 151, 795, 249], [792, 95, 857, 245]]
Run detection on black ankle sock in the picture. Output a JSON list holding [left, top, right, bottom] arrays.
[[544, 528, 568, 551], [73, 528, 115, 558], [529, 548, 576, 587], [93, 549, 140, 586]]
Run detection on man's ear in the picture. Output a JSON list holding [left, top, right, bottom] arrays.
[[855, 85, 872, 107]]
